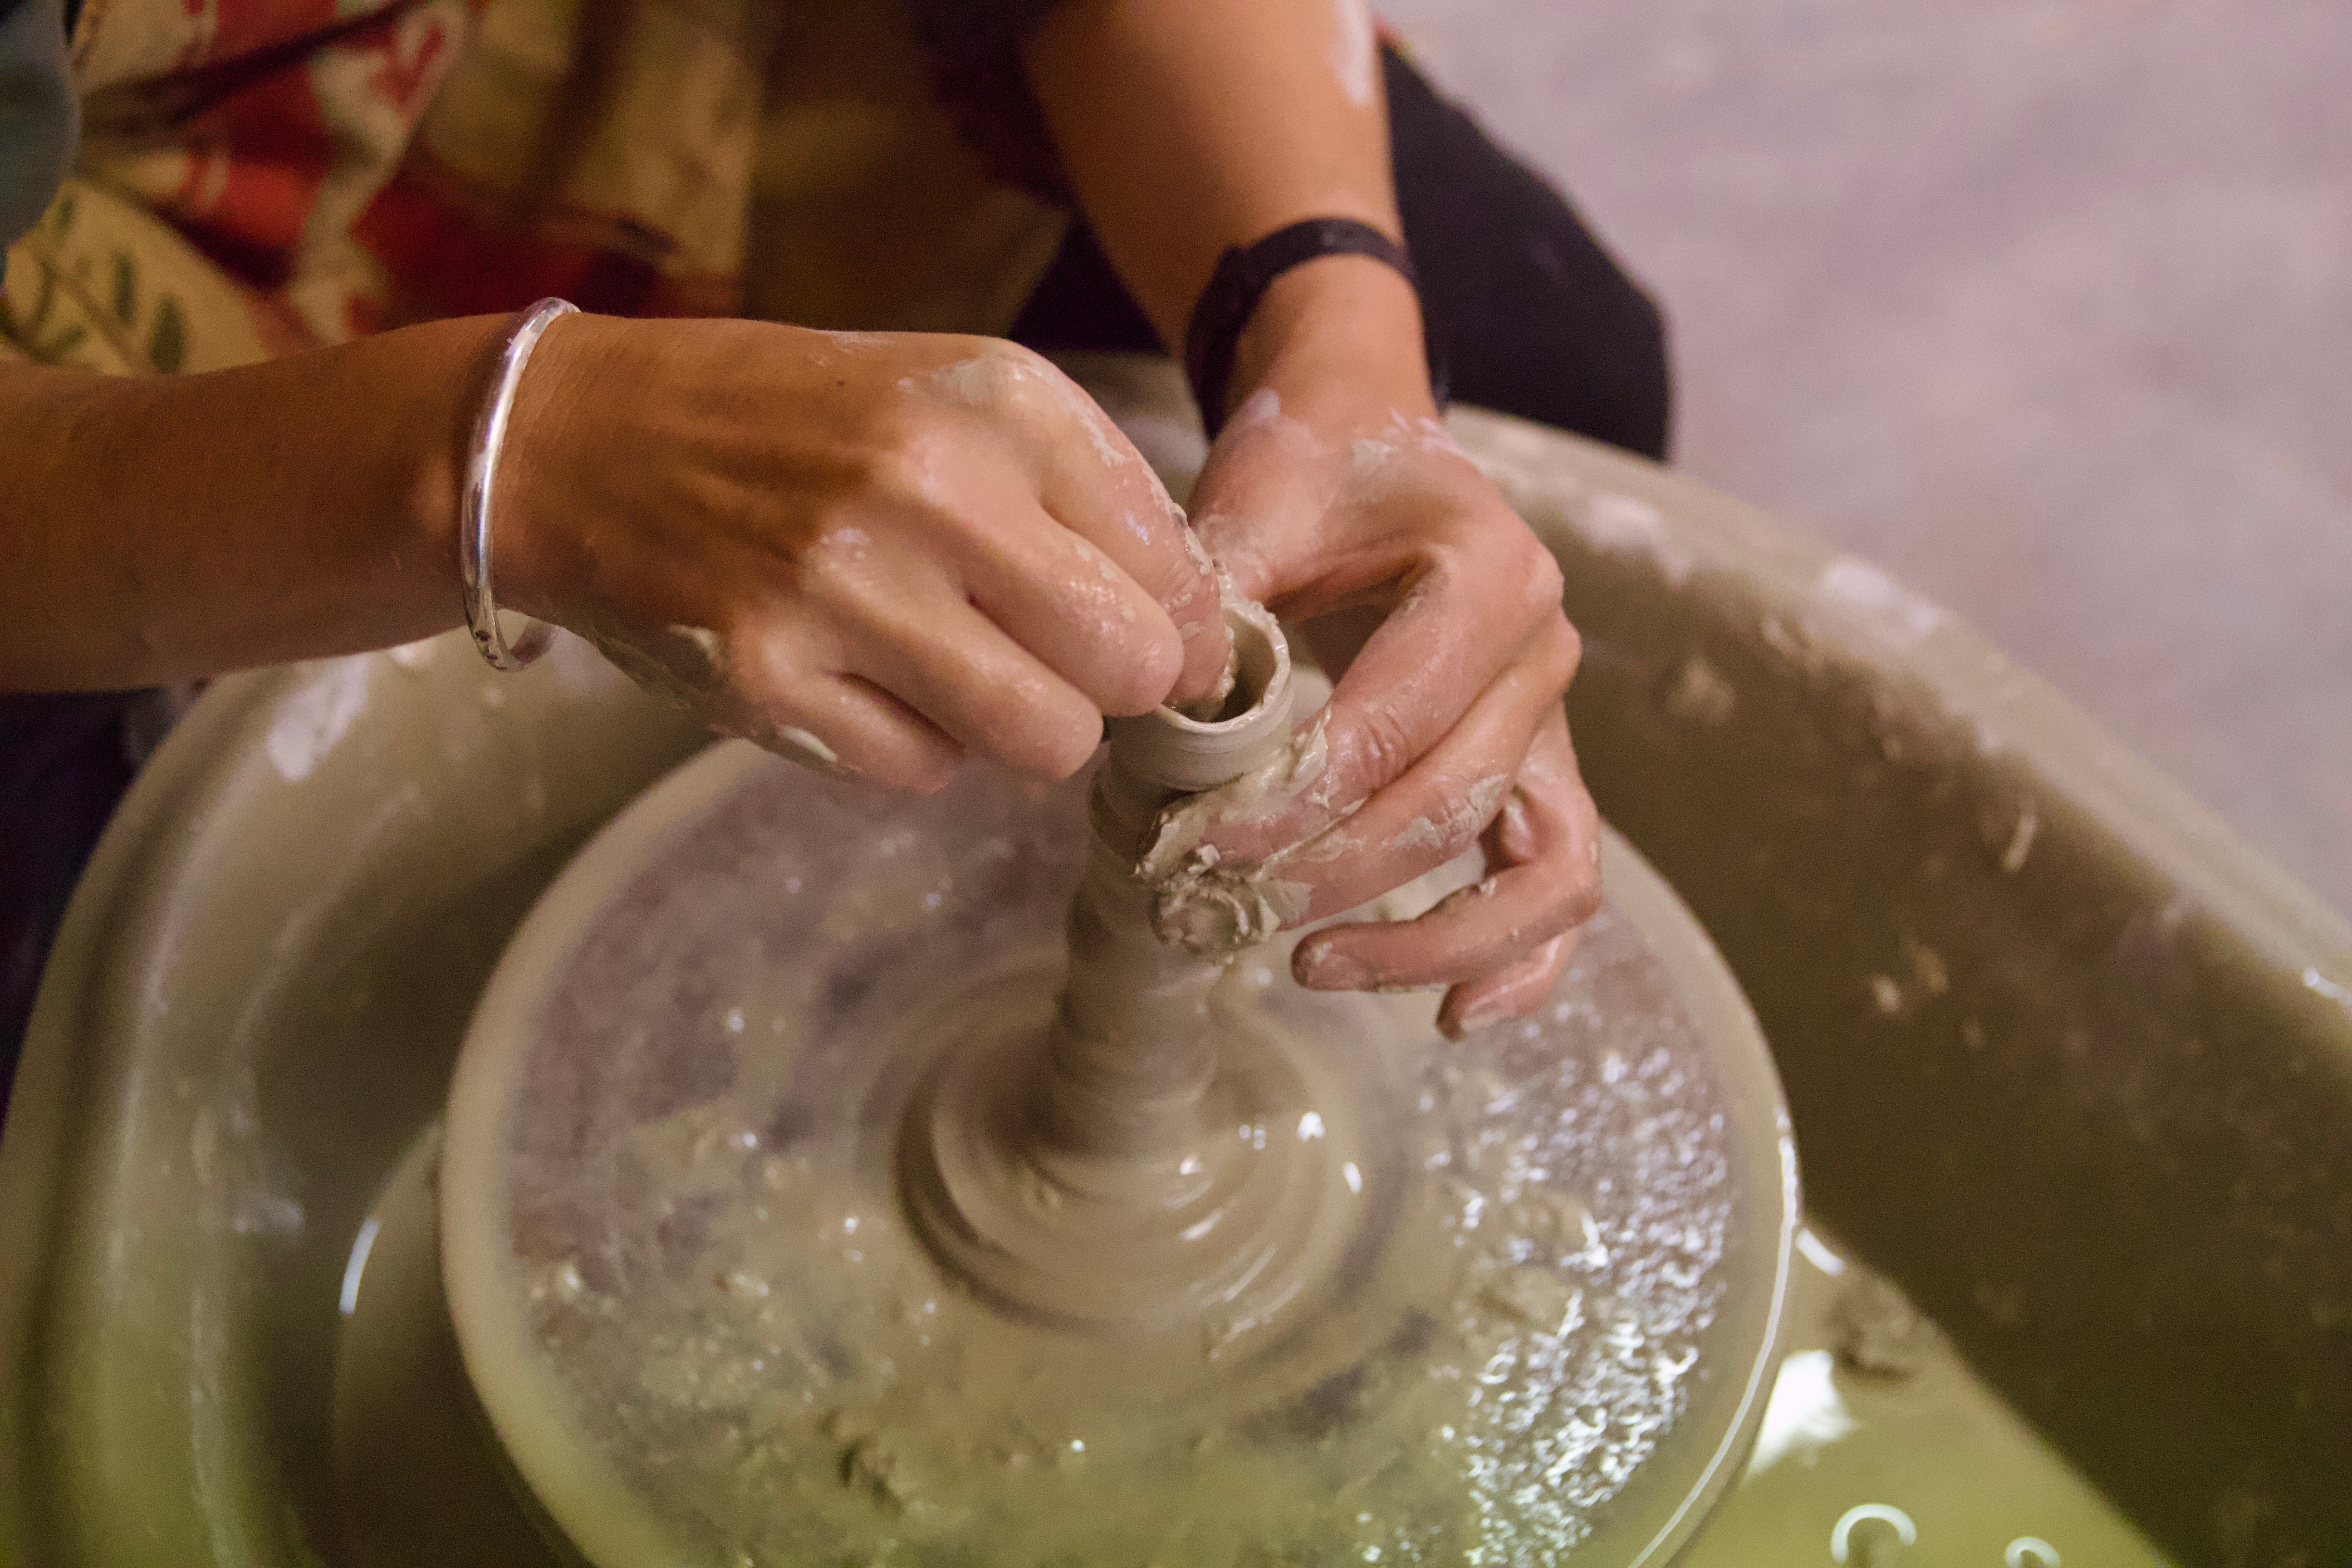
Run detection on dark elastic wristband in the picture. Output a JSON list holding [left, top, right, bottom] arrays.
[[1182, 217, 1445, 439]]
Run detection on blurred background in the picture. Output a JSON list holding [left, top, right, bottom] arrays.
[[1383, 0, 2351, 916]]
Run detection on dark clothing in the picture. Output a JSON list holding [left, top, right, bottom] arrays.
[[1, 695, 140, 1086], [0, 44, 1670, 1101], [0, 0, 72, 248]]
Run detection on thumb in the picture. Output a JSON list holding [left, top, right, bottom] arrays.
[[1184, 396, 1347, 611]]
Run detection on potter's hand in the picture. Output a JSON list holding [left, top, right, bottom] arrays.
[[500, 320, 1231, 789], [1182, 382, 1602, 1039], [1010, 0, 1599, 1028]]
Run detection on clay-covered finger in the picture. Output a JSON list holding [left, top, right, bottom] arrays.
[[1203, 527, 1570, 866], [1142, 650, 1555, 958], [1290, 829, 1591, 999], [1441, 720, 1601, 1033], [721, 628, 967, 791], [841, 573, 1106, 779], [947, 500, 1188, 719], [734, 674, 965, 792], [1245, 614, 1576, 913], [1032, 421, 1230, 710], [1290, 715, 1601, 996], [1437, 931, 1579, 1041], [922, 343, 1230, 706]]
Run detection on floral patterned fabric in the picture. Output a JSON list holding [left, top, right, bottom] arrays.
[[2, 0, 1072, 376]]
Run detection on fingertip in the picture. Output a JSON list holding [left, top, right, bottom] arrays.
[[1437, 983, 1500, 1042], [1167, 616, 1235, 709], [855, 743, 960, 795], [1436, 932, 1574, 1039], [1163, 559, 1234, 709], [1292, 933, 1369, 991], [905, 752, 961, 794], [1494, 789, 1541, 864], [1103, 617, 1188, 718], [1029, 710, 1105, 781], [785, 675, 969, 794]]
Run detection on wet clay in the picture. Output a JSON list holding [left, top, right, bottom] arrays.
[[904, 602, 1368, 1335]]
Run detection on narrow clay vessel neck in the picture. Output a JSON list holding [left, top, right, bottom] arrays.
[[1036, 603, 1293, 1164]]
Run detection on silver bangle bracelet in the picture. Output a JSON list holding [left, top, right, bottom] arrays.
[[461, 297, 577, 671]]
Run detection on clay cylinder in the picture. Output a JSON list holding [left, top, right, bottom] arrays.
[[1035, 603, 1293, 1165]]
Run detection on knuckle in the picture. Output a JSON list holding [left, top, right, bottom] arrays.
[[1521, 537, 1566, 607], [1396, 548, 1468, 631], [1148, 535, 1215, 602], [1418, 541, 1469, 595], [1556, 860, 1604, 928], [1423, 804, 1491, 863], [1158, 580, 1224, 661], [1351, 704, 1421, 788], [973, 342, 1062, 417], [1000, 371, 1058, 427], [980, 335, 1052, 374], [731, 620, 808, 690], [872, 419, 960, 503], [1009, 343, 1066, 389]]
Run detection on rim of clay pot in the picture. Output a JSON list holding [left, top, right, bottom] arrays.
[[1103, 599, 1293, 792]]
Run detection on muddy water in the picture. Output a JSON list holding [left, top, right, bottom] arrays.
[[1686, 1224, 2176, 1568], [331, 1127, 556, 1567]]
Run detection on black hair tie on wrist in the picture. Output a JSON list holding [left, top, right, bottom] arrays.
[[1182, 217, 1447, 440]]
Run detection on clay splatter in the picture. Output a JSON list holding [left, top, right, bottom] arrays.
[[1387, 774, 1512, 853], [1576, 492, 1694, 587], [267, 657, 372, 781], [1816, 556, 1947, 648]]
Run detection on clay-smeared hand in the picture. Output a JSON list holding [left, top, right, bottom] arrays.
[[497, 318, 1231, 789], [1176, 393, 1602, 1037]]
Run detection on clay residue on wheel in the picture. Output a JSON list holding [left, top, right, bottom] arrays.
[[465, 741, 1754, 1566]]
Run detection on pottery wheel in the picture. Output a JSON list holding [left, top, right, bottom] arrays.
[[442, 719, 1795, 1566]]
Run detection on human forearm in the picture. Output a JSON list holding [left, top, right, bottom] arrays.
[[1020, 0, 1432, 423], [0, 316, 505, 690], [0, 311, 1229, 791]]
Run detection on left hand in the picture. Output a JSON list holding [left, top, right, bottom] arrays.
[[1176, 333, 1604, 1038], [1011, 0, 1602, 1033]]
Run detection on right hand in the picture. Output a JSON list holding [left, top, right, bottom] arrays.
[[496, 318, 1232, 790]]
